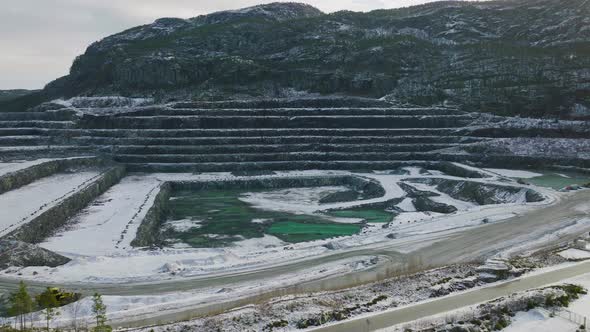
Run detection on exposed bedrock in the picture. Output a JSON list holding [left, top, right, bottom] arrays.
[[5, 166, 126, 244], [0, 157, 109, 195], [1, 98, 589, 172], [408, 178, 544, 205], [0, 240, 70, 270], [0, 109, 76, 121], [319, 190, 360, 204], [131, 182, 172, 248], [170, 175, 384, 197], [412, 197, 458, 214], [170, 98, 393, 109], [428, 161, 489, 178], [78, 114, 474, 130], [398, 182, 440, 198]]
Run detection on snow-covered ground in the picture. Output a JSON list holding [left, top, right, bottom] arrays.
[[52, 96, 154, 114], [501, 270, 590, 331], [0, 158, 83, 178], [0, 164, 562, 285], [498, 309, 576, 332], [484, 168, 543, 179], [41, 175, 164, 256], [2, 163, 590, 331], [0, 171, 103, 238], [14, 255, 383, 329], [567, 273, 590, 318], [0, 159, 55, 177], [558, 248, 590, 260], [240, 185, 349, 215]]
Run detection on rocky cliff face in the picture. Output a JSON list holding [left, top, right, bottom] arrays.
[[0, 89, 36, 103], [7, 0, 590, 118]]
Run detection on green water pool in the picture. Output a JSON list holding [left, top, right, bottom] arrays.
[[163, 189, 363, 247], [526, 172, 589, 190], [327, 208, 395, 223]]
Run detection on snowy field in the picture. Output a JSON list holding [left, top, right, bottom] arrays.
[[0, 171, 103, 238], [484, 168, 543, 179]]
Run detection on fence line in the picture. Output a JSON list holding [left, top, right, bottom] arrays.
[[550, 307, 588, 330]]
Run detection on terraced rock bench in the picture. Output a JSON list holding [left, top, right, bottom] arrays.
[[0, 98, 588, 172]]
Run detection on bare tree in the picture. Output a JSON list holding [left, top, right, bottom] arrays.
[[68, 300, 83, 332]]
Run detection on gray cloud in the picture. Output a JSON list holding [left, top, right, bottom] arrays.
[[0, 0, 471, 90]]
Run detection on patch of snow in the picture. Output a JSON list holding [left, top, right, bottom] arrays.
[[231, 235, 286, 250], [485, 168, 543, 179], [403, 167, 423, 176], [558, 248, 590, 260], [251, 218, 271, 224], [397, 198, 416, 212], [503, 309, 577, 332], [240, 186, 348, 215], [162, 219, 202, 233], [53, 96, 153, 110], [565, 272, 590, 319], [0, 158, 69, 178]]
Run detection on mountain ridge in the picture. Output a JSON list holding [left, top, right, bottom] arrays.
[[3, 0, 590, 118]]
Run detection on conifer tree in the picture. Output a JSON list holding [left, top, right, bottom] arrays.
[[8, 281, 33, 331], [38, 288, 60, 331], [91, 293, 111, 332]]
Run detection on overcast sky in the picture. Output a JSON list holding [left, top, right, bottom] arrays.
[[0, 0, 462, 90]]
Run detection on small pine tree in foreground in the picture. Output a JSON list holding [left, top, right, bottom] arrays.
[[91, 293, 111, 332]]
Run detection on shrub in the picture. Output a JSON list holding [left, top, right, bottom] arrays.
[[526, 299, 538, 310], [264, 320, 289, 331], [494, 317, 509, 330], [470, 319, 482, 325]]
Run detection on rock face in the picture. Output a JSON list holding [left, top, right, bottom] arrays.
[[410, 178, 545, 205], [0, 90, 36, 103], [0, 240, 70, 269], [4, 0, 589, 118], [399, 182, 440, 198], [413, 196, 458, 214], [319, 190, 359, 204]]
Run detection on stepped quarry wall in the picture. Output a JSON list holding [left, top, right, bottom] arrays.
[[0, 157, 110, 195], [6, 165, 126, 243]]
